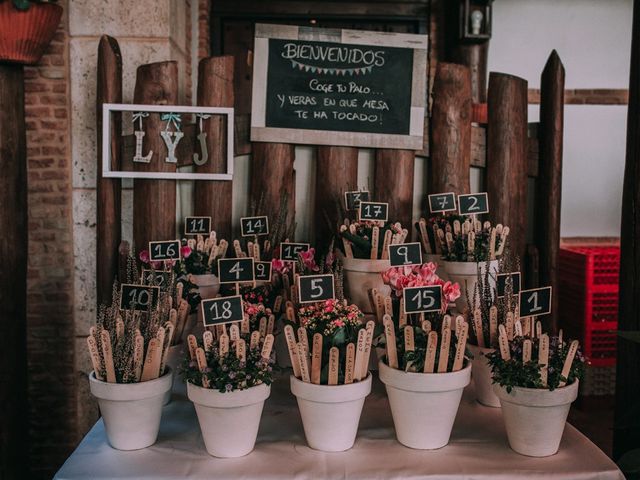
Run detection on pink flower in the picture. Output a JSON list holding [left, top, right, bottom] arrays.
[[181, 246, 192, 259], [139, 249, 150, 264], [333, 319, 345, 327], [271, 258, 289, 274], [300, 248, 319, 272]]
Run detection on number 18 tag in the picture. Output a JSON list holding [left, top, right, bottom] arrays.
[[297, 274, 335, 304], [201, 295, 244, 326], [403, 285, 442, 314]]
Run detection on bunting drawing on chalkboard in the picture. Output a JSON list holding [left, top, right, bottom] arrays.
[[290, 59, 374, 76]]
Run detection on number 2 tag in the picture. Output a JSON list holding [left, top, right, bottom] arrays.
[[403, 285, 442, 314], [297, 274, 335, 304], [201, 295, 244, 326], [458, 193, 489, 215]]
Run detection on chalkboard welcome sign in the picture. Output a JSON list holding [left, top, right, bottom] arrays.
[[251, 24, 427, 149]]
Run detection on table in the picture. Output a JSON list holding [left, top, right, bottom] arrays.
[[55, 372, 624, 480]]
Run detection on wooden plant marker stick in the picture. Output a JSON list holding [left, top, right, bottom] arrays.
[[383, 315, 398, 369], [404, 325, 415, 353], [87, 335, 104, 381], [442, 314, 451, 335], [354, 328, 368, 381], [384, 295, 393, 317], [196, 347, 210, 388], [362, 320, 375, 379], [422, 320, 432, 334], [297, 326, 309, 354], [290, 284, 298, 305], [297, 342, 310, 382], [418, 218, 431, 254], [370, 226, 380, 260], [505, 312, 514, 341], [283, 274, 291, 299], [514, 320, 523, 338], [250, 330, 261, 350], [536, 320, 542, 339], [558, 340, 579, 387], [267, 314, 275, 335], [396, 299, 405, 328], [236, 338, 246, 363], [229, 324, 240, 342], [452, 321, 469, 372], [274, 295, 283, 313], [539, 334, 550, 387], [115, 316, 124, 341], [437, 326, 451, 373], [261, 333, 274, 360], [345, 343, 356, 384], [203, 330, 214, 352], [155, 326, 166, 374], [284, 324, 301, 377], [219, 334, 229, 360], [424, 331, 438, 373], [489, 306, 498, 346], [342, 235, 354, 258], [368, 288, 379, 313], [141, 337, 162, 381], [311, 333, 322, 385], [523, 339, 532, 363], [241, 316, 250, 334], [489, 228, 497, 260], [473, 308, 484, 347], [100, 329, 116, 383], [286, 306, 296, 323], [133, 333, 144, 382], [381, 229, 393, 260], [259, 317, 267, 338], [375, 293, 385, 323], [454, 314, 462, 339], [328, 347, 339, 385], [558, 328, 564, 348]]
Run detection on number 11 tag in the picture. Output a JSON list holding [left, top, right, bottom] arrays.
[[297, 274, 335, 304]]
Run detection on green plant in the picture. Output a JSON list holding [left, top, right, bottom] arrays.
[[338, 220, 406, 259], [432, 216, 509, 262], [10, 0, 56, 10], [487, 336, 586, 392]]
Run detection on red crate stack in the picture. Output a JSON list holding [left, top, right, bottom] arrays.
[[559, 246, 620, 367]]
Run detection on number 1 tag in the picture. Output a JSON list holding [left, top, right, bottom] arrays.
[[519, 286, 552, 317], [403, 285, 442, 314], [201, 295, 244, 327], [458, 193, 489, 215], [297, 274, 335, 304], [388, 242, 423, 267]]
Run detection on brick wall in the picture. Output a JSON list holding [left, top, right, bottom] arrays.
[[24, 1, 77, 478]]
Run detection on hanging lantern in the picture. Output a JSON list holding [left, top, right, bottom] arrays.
[[459, 0, 493, 42]]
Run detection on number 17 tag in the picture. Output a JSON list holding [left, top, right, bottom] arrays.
[[201, 295, 244, 326], [403, 285, 442, 314], [297, 274, 335, 304]]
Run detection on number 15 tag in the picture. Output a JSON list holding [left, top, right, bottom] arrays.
[[403, 285, 442, 314]]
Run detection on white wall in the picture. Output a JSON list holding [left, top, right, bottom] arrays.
[[490, 0, 632, 237]]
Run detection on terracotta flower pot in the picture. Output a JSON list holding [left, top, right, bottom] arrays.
[[340, 255, 391, 314], [190, 273, 220, 300], [468, 343, 500, 407], [0, 2, 63, 65], [443, 260, 498, 313]]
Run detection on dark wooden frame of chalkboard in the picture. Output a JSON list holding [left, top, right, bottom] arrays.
[[250, 24, 427, 149]]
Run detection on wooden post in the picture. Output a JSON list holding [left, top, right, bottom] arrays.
[[615, 0, 640, 461], [536, 51, 565, 332], [194, 56, 234, 240], [486, 72, 528, 262], [429, 62, 472, 195], [133, 61, 178, 253], [452, 43, 489, 103], [250, 142, 295, 224], [314, 146, 358, 254], [96, 35, 122, 305], [375, 150, 415, 229], [0, 64, 28, 479]]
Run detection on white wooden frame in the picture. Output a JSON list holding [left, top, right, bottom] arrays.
[[102, 103, 235, 180], [251, 24, 428, 149]]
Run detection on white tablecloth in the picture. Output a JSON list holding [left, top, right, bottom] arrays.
[[55, 372, 623, 480]]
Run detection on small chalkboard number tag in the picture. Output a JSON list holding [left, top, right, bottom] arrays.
[[458, 193, 489, 215], [184, 216, 211, 235], [240, 216, 269, 237], [149, 240, 181, 262], [280, 242, 310, 261], [344, 190, 370, 211], [496, 272, 521, 297], [254, 261, 272, 282], [388, 242, 423, 267], [202, 295, 244, 327], [403, 285, 443, 314], [120, 284, 160, 311], [519, 286, 552, 317], [141, 269, 171, 287], [428, 192, 457, 214], [358, 201, 389, 222], [298, 274, 335, 304], [218, 258, 255, 284]]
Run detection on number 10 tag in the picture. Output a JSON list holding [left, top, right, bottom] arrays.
[[403, 285, 442, 314], [297, 274, 335, 304], [201, 295, 244, 326]]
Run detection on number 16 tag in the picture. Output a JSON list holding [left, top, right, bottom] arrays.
[[201, 295, 244, 326], [297, 274, 335, 304], [403, 285, 442, 314]]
